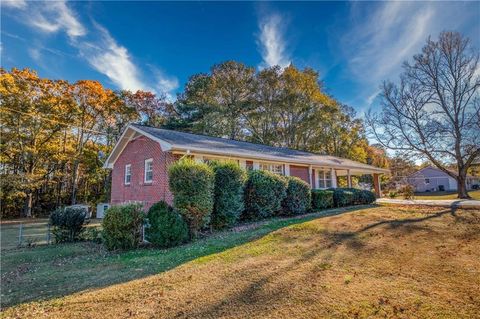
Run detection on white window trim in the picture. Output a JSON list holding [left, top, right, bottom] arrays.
[[316, 169, 333, 189], [259, 162, 284, 175], [124, 164, 131, 185], [144, 158, 153, 183]]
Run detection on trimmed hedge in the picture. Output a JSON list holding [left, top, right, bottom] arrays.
[[210, 161, 247, 229], [49, 207, 87, 243], [311, 189, 334, 210], [243, 170, 287, 220], [145, 201, 189, 248], [282, 176, 311, 215], [102, 203, 145, 250], [168, 158, 215, 236], [331, 188, 376, 207]]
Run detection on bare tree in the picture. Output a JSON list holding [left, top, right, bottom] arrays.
[[367, 31, 480, 199]]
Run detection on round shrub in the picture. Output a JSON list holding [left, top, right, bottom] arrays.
[[145, 201, 189, 248], [311, 189, 334, 210], [49, 207, 87, 243], [210, 161, 247, 229], [102, 203, 145, 250], [358, 190, 376, 204], [243, 170, 287, 220], [282, 176, 311, 215], [332, 188, 355, 207], [168, 158, 215, 237]]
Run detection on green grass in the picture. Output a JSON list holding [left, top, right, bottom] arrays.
[[0, 219, 102, 250], [413, 189, 480, 200], [3, 205, 479, 319], [0, 206, 358, 308]]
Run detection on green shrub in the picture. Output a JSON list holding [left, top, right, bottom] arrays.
[[332, 188, 355, 207], [49, 207, 87, 243], [358, 189, 376, 204], [388, 191, 398, 198], [311, 189, 334, 210], [145, 201, 189, 248], [168, 158, 215, 236], [102, 203, 145, 250], [243, 170, 287, 220], [282, 176, 311, 215], [331, 188, 376, 207], [400, 184, 415, 200], [210, 161, 247, 229]]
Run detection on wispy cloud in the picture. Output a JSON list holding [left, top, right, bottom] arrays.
[[1, 0, 26, 9], [257, 13, 290, 69], [28, 1, 86, 39], [339, 2, 478, 111], [4, 0, 178, 97], [77, 24, 150, 92]]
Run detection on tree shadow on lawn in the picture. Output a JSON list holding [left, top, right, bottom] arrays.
[[186, 207, 475, 318], [1, 205, 372, 308]]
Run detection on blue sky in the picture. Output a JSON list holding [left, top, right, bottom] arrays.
[[1, 1, 479, 115]]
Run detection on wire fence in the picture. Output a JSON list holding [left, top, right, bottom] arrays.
[[1, 219, 103, 250]]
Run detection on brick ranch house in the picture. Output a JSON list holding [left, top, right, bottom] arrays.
[[104, 124, 389, 210]]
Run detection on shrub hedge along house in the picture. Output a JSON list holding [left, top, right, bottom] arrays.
[[104, 124, 389, 210]]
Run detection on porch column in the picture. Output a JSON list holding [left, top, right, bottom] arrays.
[[373, 173, 381, 198], [331, 168, 337, 188], [253, 161, 260, 170], [194, 155, 203, 163], [347, 169, 352, 188], [284, 164, 290, 176], [239, 160, 246, 169], [309, 165, 313, 188]]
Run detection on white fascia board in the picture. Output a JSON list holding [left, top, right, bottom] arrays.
[[129, 125, 172, 151], [170, 146, 390, 174], [103, 127, 134, 169], [103, 125, 173, 169]]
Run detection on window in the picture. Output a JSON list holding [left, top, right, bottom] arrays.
[[317, 169, 333, 189], [425, 178, 430, 184], [124, 164, 131, 185], [144, 158, 153, 183], [246, 161, 254, 171], [259, 162, 284, 175]]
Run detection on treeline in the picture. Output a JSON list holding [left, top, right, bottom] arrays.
[[1, 62, 388, 218]]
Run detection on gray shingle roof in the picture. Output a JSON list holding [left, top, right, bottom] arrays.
[[131, 124, 389, 173]]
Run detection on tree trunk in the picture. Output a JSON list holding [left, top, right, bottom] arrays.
[[23, 192, 33, 218], [71, 160, 79, 205], [456, 173, 471, 199]]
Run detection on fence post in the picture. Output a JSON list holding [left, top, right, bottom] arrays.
[[46, 223, 51, 244], [18, 223, 23, 246]]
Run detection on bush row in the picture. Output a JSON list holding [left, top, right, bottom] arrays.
[[97, 159, 375, 250]]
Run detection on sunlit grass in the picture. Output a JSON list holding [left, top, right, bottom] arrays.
[[3, 205, 479, 318]]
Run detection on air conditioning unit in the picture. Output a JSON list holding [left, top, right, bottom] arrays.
[[96, 203, 110, 219]]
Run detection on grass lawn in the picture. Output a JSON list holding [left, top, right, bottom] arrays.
[[2, 205, 480, 318], [0, 219, 102, 250], [413, 189, 480, 200]]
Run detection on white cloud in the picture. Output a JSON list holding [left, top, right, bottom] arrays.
[[4, 0, 178, 97], [1, 0, 26, 9], [339, 2, 479, 111], [343, 2, 435, 85], [257, 13, 290, 69], [28, 1, 86, 39], [77, 24, 149, 92]]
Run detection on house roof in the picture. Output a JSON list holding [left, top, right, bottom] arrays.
[[104, 124, 390, 174], [408, 165, 476, 178]]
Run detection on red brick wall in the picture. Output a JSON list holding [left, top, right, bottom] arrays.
[[290, 165, 310, 185], [111, 136, 175, 210]]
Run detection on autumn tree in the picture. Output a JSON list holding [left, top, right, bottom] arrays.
[[0, 68, 76, 216], [367, 32, 479, 198]]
